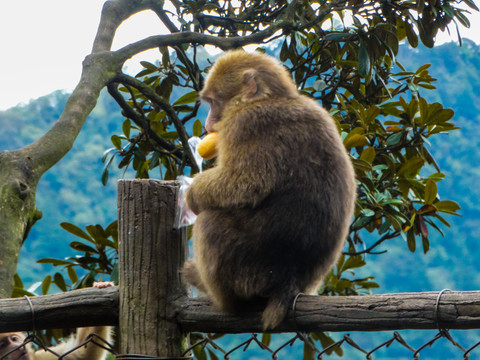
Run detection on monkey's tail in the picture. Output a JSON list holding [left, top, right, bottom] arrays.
[[262, 284, 298, 330]]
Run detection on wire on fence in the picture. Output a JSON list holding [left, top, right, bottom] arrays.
[[3, 329, 480, 359], [0, 332, 115, 360], [182, 329, 480, 360]]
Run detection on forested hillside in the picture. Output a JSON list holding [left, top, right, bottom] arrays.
[[1, 40, 479, 294], [368, 39, 480, 294], [0, 90, 127, 284]]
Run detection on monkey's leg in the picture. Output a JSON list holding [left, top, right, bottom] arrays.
[[182, 259, 208, 293], [184, 258, 243, 313]]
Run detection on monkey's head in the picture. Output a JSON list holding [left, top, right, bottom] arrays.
[[200, 49, 298, 132], [0, 332, 33, 360]]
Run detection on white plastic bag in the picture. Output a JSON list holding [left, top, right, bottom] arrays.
[[174, 137, 203, 228]]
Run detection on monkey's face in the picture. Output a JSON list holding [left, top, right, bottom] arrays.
[[200, 91, 224, 133], [200, 70, 257, 133], [0, 333, 31, 360]]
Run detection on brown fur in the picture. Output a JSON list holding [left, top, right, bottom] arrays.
[[184, 49, 357, 330]]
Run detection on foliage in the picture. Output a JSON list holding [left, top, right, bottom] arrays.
[[28, 0, 478, 357], [100, 0, 470, 257], [13, 222, 118, 296]]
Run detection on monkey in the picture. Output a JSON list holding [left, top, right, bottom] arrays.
[[0, 282, 113, 360], [182, 49, 357, 330]]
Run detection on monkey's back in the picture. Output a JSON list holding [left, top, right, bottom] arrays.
[[195, 95, 356, 299]]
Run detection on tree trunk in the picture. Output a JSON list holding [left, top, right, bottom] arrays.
[[0, 0, 152, 297]]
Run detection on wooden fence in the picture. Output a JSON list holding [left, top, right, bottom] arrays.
[[1, 180, 480, 357]]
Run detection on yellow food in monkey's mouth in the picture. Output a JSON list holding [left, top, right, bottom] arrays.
[[198, 132, 218, 159]]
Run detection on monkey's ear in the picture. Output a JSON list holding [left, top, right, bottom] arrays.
[[242, 69, 259, 98]]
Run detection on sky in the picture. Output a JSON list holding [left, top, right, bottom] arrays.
[[0, 0, 479, 111]]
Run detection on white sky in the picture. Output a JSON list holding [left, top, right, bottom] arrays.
[[0, 0, 479, 111]]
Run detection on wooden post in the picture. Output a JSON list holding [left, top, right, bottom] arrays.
[[118, 180, 188, 357]]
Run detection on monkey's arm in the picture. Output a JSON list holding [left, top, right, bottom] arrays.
[[187, 163, 277, 213], [34, 326, 112, 360]]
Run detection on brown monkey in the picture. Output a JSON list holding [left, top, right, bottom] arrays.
[[183, 50, 357, 330], [0, 282, 113, 360]]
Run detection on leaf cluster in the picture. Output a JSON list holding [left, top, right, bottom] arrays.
[[19, 222, 118, 297]]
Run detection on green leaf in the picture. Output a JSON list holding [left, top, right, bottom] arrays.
[[135, 68, 156, 78], [12, 288, 36, 298], [173, 90, 198, 106], [149, 152, 160, 170], [193, 344, 207, 360], [70, 242, 98, 253], [314, 332, 343, 356], [397, 157, 425, 177], [111, 264, 119, 284], [37, 258, 74, 266], [360, 209, 375, 217], [422, 235, 430, 254], [67, 266, 78, 285], [54, 273, 67, 292], [358, 42, 370, 77], [407, 230, 416, 253], [111, 134, 122, 150], [435, 200, 461, 214], [341, 255, 366, 272], [101, 168, 109, 186], [123, 120, 131, 139], [463, 0, 479, 11], [434, 108, 455, 123], [386, 132, 402, 146], [261, 333, 271, 346], [428, 172, 445, 182], [352, 215, 374, 229], [324, 32, 355, 42], [14, 274, 24, 289], [280, 39, 289, 62], [344, 134, 368, 149], [140, 61, 158, 71], [42, 276, 52, 295], [424, 179, 437, 205], [351, 159, 372, 173], [102, 152, 115, 186], [60, 222, 94, 243], [193, 119, 203, 137], [357, 280, 380, 289], [360, 146, 376, 163]]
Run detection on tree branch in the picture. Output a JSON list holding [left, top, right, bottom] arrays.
[[107, 82, 182, 157], [112, 0, 312, 59], [92, 0, 160, 53], [111, 73, 200, 173], [345, 231, 399, 256]]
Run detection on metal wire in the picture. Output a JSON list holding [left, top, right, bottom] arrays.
[[180, 330, 480, 360], [23, 296, 36, 334], [4, 328, 480, 359]]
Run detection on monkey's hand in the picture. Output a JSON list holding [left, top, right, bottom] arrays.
[[93, 281, 114, 289], [186, 169, 222, 214], [186, 183, 202, 214]]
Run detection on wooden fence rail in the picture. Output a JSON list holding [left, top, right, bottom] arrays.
[[2, 287, 480, 334], [1, 180, 479, 357]]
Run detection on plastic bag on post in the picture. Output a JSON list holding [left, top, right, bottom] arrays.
[[174, 137, 202, 228]]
